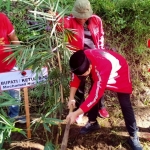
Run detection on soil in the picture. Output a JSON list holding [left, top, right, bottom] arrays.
[[2, 99, 150, 150]]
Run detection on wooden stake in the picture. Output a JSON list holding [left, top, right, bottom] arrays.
[[60, 106, 73, 150], [23, 87, 31, 139]]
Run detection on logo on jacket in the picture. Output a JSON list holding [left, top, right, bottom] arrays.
[[93, 28, 99, 35]]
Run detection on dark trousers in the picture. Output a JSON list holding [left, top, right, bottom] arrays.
[[75, 76, 105, 113], [88, 92, 138, 137]]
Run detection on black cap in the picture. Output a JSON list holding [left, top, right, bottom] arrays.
[[69, 50, 90, 75]]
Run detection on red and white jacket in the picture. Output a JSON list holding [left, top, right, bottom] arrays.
[[70, 49, 132, 113], [58, 14, 104, 51], [0, 12, 16, 72]]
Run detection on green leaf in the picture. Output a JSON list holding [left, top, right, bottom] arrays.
[[43, 123, 51, 132], [44, 141, 55, 150]]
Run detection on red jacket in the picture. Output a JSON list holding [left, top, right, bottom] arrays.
[[0, 12, 16, 72], [58, 14, 104, 51], [70, 49, 132, 113]]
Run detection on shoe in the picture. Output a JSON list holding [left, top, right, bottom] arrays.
[[98, 108, 109, 118], [128, 136, 143, 150], [76, 113, 84, 124], [14, 115, 26, 124], [80, 121, 100, 134]]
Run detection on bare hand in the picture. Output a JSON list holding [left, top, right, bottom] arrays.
[[66, 112, 78, 124], [68, 99, 76, 109], [0, 38, 4, 45]]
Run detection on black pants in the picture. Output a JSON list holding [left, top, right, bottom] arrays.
[[88, 92, 138, 137], [75, 76, 105, 113]]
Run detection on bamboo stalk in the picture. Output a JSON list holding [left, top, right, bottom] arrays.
[[57, 50, 64, 103], [55, 50, 64, 146]]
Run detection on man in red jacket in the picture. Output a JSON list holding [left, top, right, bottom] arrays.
[[67, 49, 143, 150], [0, 12, 26, 123], [57, 0, 109, 120], [58, 0, 104, 51]]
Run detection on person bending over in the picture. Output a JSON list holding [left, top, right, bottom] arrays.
[[67, 49, 142, 150]]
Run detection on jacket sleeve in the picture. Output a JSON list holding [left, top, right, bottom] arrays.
[[98, 17, 104, 49], [57, 16, 72, 31], [94, 15, 104, 49], [70, 73, 81, 88], [80, 61, 112, 113], [2, 13, 14, 35]]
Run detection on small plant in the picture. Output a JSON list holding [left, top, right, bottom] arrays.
[[0, 92, 26, 149]]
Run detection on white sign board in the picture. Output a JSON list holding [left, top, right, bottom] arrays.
[[0, 67, 48, 91]]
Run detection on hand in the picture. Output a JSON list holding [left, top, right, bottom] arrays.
[[68, 99, 76, 109], [0, 38, 4, 45], [66, 111, 78, 124], [66, 108, 84, 124]]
